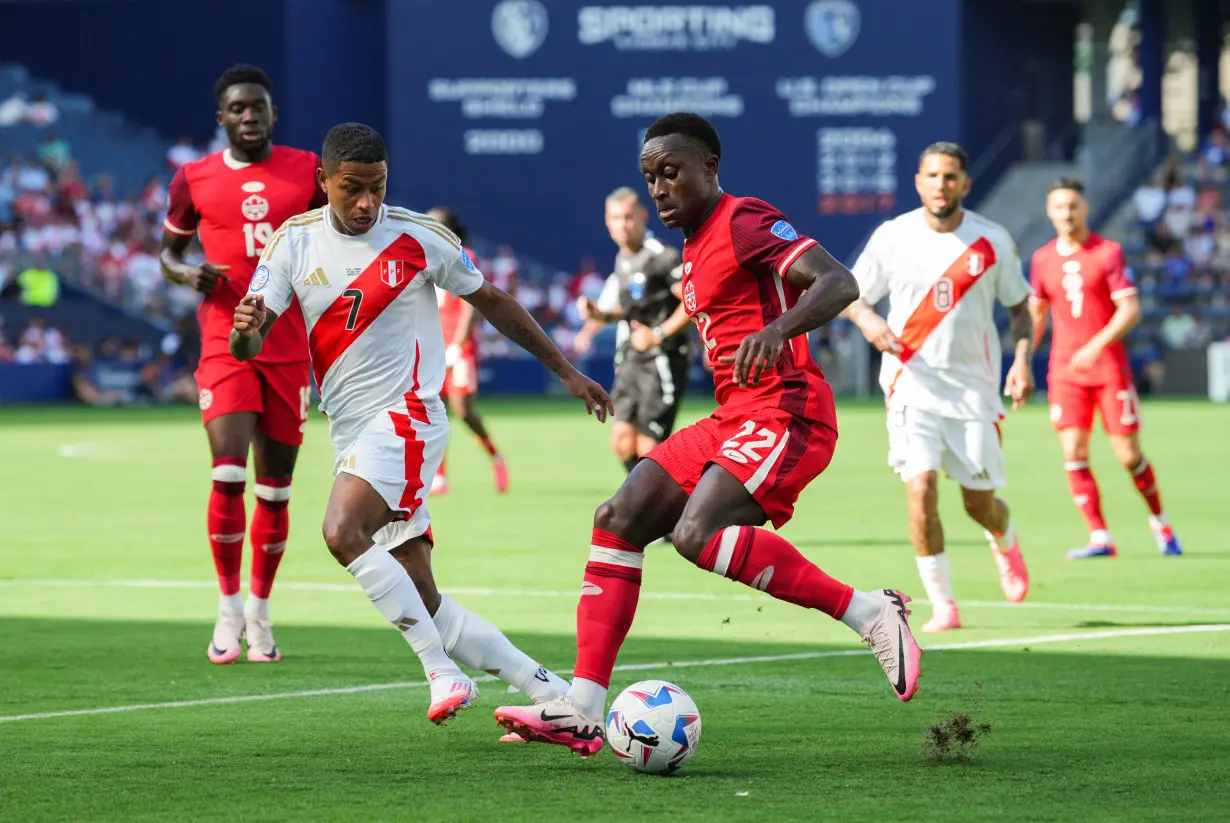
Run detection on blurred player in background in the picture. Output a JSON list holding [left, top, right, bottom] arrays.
[[575, 187, 692, 475], [160, 64, 326, 664], [424, 207, 508, 496], [1030, 179, 1182, 559], [232, 123, 612, 725], [495, 113, 921, 757], [843, 142, 1033, 633]]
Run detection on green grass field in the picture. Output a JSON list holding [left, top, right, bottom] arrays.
[[1, 398, 1227, 822]]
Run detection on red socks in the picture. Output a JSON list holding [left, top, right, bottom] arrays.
[[697, 526, 853, 618], [250, 478, 291, 599], [208, 458, 247, 597], [478, 436, 499, 458], [1064, 460, 1108, 534], [1130, 458, 1164, 517], [573, 528, 643, 688]]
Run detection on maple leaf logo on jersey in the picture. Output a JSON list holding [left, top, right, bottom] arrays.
[[242, 194, 270, 221], [966, 252, 986, 277], [683, 280, 697, 313], [380, 260, 407, 287]]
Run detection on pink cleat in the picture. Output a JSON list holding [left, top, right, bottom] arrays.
[[860, 589, 922, 701], [922, 599, 963, 632], [207, 608, 245, 664], [492, 456, 509, 494], [429, 473, 449, 496], [991, 540, 1029, 603], [244, 616, 282, 662], [428, 673, 477, 726], [493, 696, 605, 757]]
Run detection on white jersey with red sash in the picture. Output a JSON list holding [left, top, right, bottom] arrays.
[[852, 208, 1031, 421]]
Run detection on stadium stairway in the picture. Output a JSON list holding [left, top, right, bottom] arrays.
[[975, 161, 1078, 259]]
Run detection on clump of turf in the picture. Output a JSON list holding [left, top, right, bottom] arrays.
[[923, 713, 992, 763]]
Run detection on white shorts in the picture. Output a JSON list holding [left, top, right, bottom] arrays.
[[886, 400, 1005, 490], [335, 396, 449, 549]]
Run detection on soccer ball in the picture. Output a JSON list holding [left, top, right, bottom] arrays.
[[605, 679, 702, 774]]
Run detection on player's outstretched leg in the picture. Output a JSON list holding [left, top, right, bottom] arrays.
[[323, 474, 475, 726], [961, 488, 1028, 603], [494, 460, 688, 757], [905, 472, 961, 632], [1109, 434, 1181, 556], [392, 540, 570, 702], [203, 415, 256, 665], [244, 431, 298, 662], [673, 465, 921, 702]]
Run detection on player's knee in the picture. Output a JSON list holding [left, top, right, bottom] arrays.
[[322, 517, 370, 566], [593, 496, 636, 542], [906, 474, 938, 514], [669, 515, 711, 564], [962, 493, 992, 522]]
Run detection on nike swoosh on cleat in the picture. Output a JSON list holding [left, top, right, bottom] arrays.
[[539, 710, 572, 722], [210, 643, 229, 656], [894, 629, 907, 695]]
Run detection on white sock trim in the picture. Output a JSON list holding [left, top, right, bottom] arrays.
[[254, 483, 291, 502], [712, 527, 739, 577], [211, 464, 247, 483], [915, 552, 954, 606], [588, 545, 644, 569], [1064, 460, 1089, 472]]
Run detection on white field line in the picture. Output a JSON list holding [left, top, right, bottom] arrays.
[[1, 624, 1226, 724], [3, 578, 1230, 617]]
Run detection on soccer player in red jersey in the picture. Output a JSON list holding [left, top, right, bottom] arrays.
[[423, 207, 508, 496], [160, 65, 328, 664], [494, 113, 922, 757], [1030, 179, 1182, 559]]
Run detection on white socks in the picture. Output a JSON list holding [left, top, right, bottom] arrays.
[[432, 595, 568, 702], [839, 589, 883, 635], [569, 678, 608, 719], [219, 592, 243, 616], [984, 519, 1017, 552], [1090, 528, 1114, 547], [915, 553, 954, 608], [244, 594, 269, 621], [346, 547, 457, 680]]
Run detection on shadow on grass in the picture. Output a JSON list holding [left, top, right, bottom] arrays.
[[1, 616, 1228, 821]]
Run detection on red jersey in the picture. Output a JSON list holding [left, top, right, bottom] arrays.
[[164, 146, 326, 364], [1030, 232, 1136, 386], [681, 193, 836, 426], [436, 248, 478, 356]]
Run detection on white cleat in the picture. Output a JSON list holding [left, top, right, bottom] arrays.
[[207, 608, 245, 664], [860, 589, 923, 701], [244, 615, 282, 662], [428, 672, 478, 726]]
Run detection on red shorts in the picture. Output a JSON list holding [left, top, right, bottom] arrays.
[[444, 354, 479, 397], [645, 406, 837, 529], [1048, 376, 1141, 436], [195, 356, 312, 446]]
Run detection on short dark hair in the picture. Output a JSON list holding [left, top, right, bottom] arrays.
[[429, 207, 468, 246], [1048, 177, 1085, 196], [644, 112, 721, 160], [919, 141, 968, 172], [322, 122, 387, 169], [214, 64, 273, 106]]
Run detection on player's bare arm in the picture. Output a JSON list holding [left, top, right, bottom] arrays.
[[464, 281, 614, 420], [1071, 293, 1141, 372], [1003, 300, 1035, 409], [1029, 296, 1050, 352], [841, 296, 901, 354], [229, 294, 279, 361], [721, 244, 859, 388], [159, 229, 231, 293]]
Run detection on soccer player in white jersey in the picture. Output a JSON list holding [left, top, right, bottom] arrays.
[[230, 123, 614, 725], [841, 142, 1035, 632]]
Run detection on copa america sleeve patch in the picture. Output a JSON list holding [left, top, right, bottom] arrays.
[[461, 248, 478, 271], [250, 264, 271, 292], [771, 220, 799, 241]]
